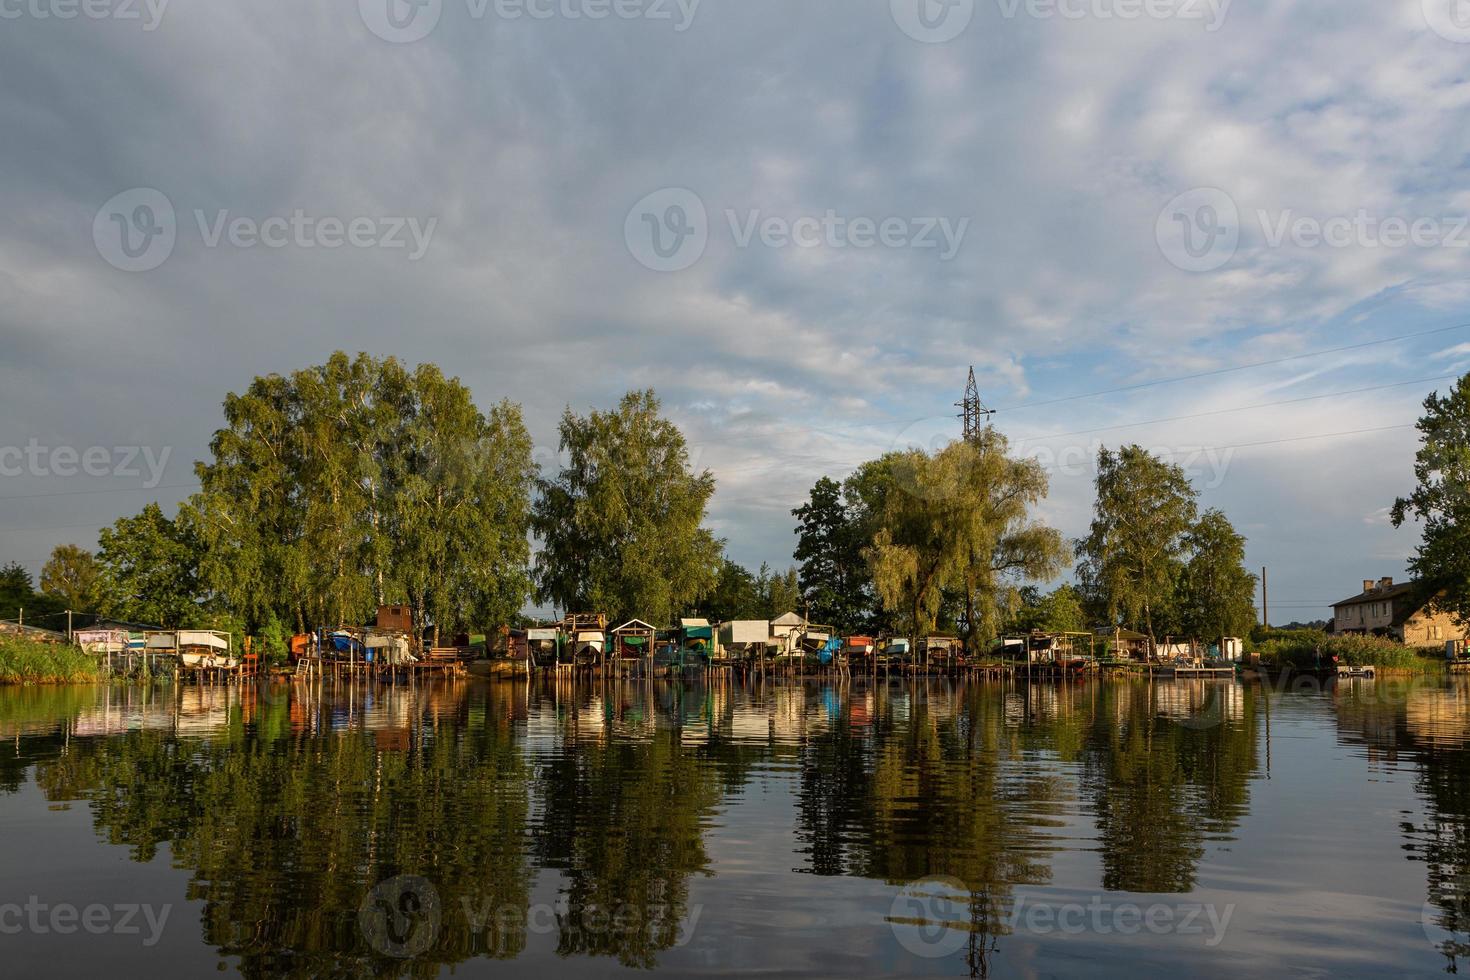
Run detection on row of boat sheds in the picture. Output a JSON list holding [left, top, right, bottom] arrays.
[[499, 616, 1249, 679], [73, 627, 242, 680], [69, 605, 1248, 683]]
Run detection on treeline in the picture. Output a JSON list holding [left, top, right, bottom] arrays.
[[788, 442, 1259, 647], [19, 352, 1259, 653], [26, 356, 745, 648]]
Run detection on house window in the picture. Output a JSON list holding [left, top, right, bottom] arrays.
[[1431, 625, 1443, 641]]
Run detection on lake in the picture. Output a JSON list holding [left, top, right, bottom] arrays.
[[1, 675, 1467, 978]]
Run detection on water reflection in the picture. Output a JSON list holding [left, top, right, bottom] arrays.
[[1329, 678, 1470, 972], [0, 676, 1466, 976]]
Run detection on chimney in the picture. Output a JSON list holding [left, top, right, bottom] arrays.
[[1363, 579, 1375, 594], [1379, 576, 1393, 589]]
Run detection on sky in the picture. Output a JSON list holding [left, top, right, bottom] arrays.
[[3, 0, 1470, 625]]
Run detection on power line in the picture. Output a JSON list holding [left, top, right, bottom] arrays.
[[692, 321, 1470, 447], [0, 522, 110, 534], [993, 321, 1470, 413], [0, 482, 198, 503], [1154, 423, 1413, 457], [1009, 375, 1451, 444]]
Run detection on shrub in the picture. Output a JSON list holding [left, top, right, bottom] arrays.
[[0, 636, 101, 684], [1255, 632, 1442, 673]]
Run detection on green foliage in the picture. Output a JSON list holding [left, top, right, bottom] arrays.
[[39, 544, 100, 611], [757, 563, 802, 619], [94, 503, 205, 627], [865, 429, 1066, 648], [0, 636, 99, 684], [1076, 445, 1200, 641], [1007, 584, 1088, 634], [700, 558, 763, 623], [792, 477, 872, 632], [0, 562, 64, 622], [259, 611, 288, 662], [532, 390, 720, 626], [191, 352, 536, 636], [1178, 509, 1258, 641], [1251, 625, 1327, 647], [1255, 632, 1441, 673], [1393, 374, 1470, 630]]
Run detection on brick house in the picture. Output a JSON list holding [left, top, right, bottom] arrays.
[[1330, 577, 1467, 646]]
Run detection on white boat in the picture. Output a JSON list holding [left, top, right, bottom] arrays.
[[175, 630, 237, 670]]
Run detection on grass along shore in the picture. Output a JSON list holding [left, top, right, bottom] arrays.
[[0, 636, 101, 684], [1254, 630, 1447, 674]]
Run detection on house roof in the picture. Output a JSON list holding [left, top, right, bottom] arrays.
[[1331, 581, 1417, 608], [771, 612, 805, 627]]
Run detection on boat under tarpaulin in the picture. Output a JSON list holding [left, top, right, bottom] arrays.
[[178, 630, 229, 651], [365, 632, 415, 665], [680, 618, 714, 667], [176, 630, 236, 670], [572, 630, 605, 665], [75, 629, 129, 655], [526, 627, 562, 667]]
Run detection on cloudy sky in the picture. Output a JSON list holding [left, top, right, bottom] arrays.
[[3, 0, 1470, 624]]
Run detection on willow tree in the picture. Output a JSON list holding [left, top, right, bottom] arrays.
[[532, 390, 721, 625], [865, 430, 1066, 653], [1076, 445, 1199, 645]]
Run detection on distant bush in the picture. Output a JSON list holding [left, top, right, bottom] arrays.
[[1255, 632, 1442, 673], [0, 636, 100, 684]]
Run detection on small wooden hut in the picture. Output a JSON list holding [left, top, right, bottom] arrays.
[[611, 619, 658, 670]]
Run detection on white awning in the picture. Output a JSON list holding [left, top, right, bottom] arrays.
[[178, 631, 230, 651]]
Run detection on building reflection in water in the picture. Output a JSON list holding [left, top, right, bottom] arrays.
[[0, 676, 1465, 975]]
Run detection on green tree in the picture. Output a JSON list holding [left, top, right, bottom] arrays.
[[1076, 445, 1199, 645], [757, 563, 802, 619], [866, 431, 1066, 651], [1178, 509, 1257, 641], [94, 503, 206, 627], [700, 557, 763, 622], [0, 561, 61, 622], [792, 477, 871, 631], [193, 352, 536, 636], [382, 365, 536, 645], [1392, 374, 1470, 628], [532, 390, 720, 625], [1008, 584, 1088, 634], [258, 610, 289, 662], [39, 544, 100, 611]]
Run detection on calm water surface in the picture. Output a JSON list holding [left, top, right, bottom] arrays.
[[1, 676, 1467, 978]]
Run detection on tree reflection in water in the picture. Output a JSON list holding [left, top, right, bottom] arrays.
[[3, 676, 1468, 976]]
